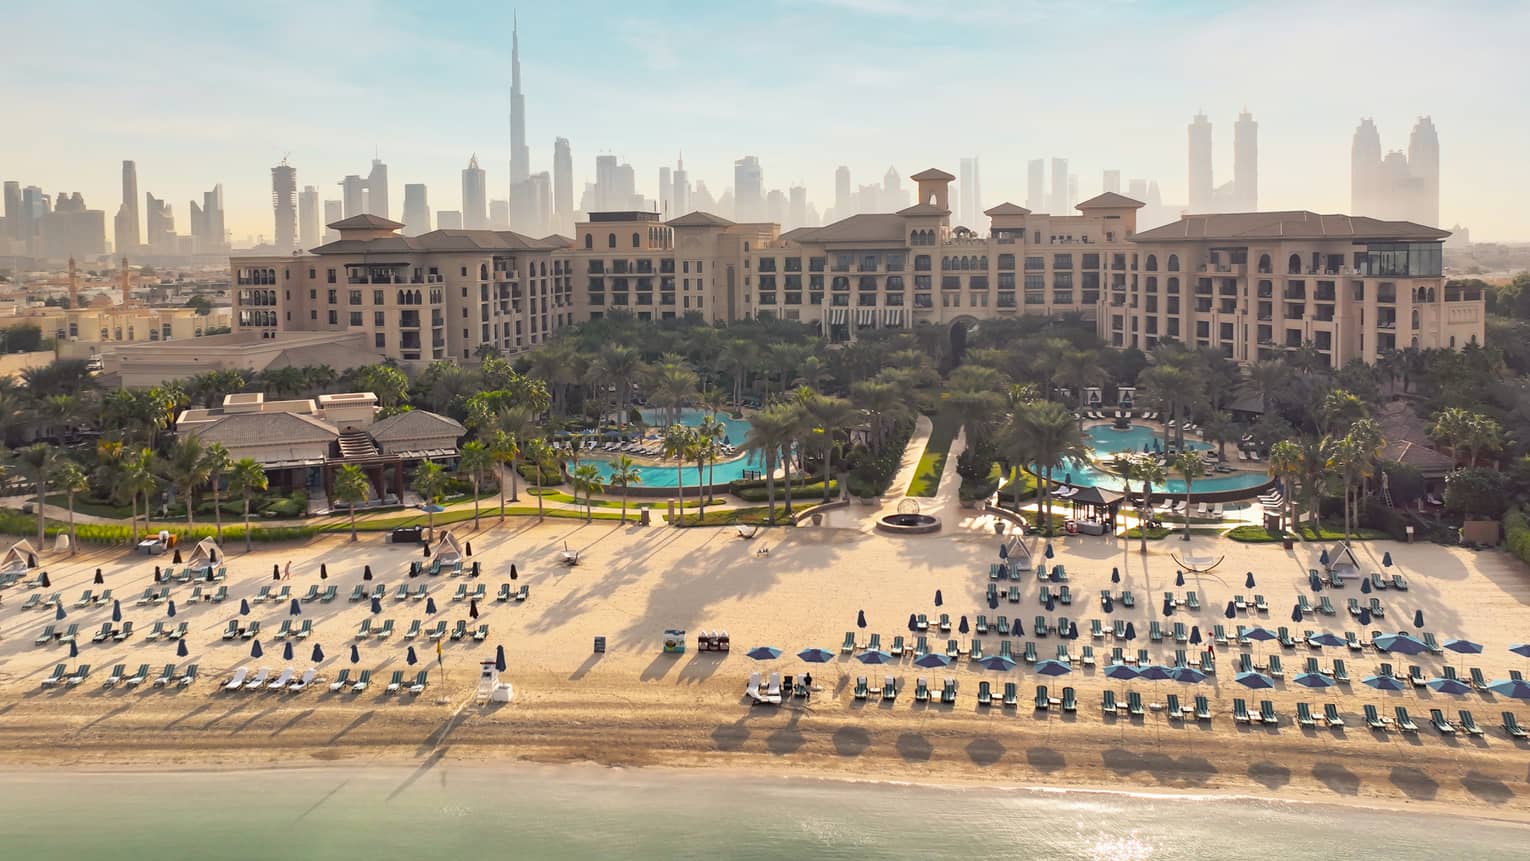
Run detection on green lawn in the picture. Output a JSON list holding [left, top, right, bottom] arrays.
[[527, 488, 721, 509], [907, 413, 959, 497], [1294, 521, 1390, 542], [44, 494, 135, 519], [670, 505, 794, 527], [1226, 524, 1289, 543]]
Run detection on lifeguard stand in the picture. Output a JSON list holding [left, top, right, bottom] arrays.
[[476, 659, 513, 703]]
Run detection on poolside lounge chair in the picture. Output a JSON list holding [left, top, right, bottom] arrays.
[[883, 676, 898, 700], [290, 668, 318, 691], [1259, 700, 1278, 725], [266, 668, 294, 690], [1035, 685, 1049, 711], [1458, 710, 1484, 736], [1166, 693, 1183, 721], [975, 680, 991, 706], [1363, 704, 1387, 730], [1296, 702, 1316, 728], [350, 669, 373, 693], [1324, 703, 1345, 728], [914, 678, 930, 702], [1394, 707, 1419, 733], [384, 670, 406, 694], [1429, 708, 1455, 735], [1233, 698, 1252, 723], [102, 663, 127, 688], [1127, 691, 1144, 718], [1503, 712, 1529, 739]]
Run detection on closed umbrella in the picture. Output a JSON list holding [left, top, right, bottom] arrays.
[[173, 548, 182, 564], [1162, 596, 1174, 617], [1234, 671, 1275, 689], [1224, 601, 1236, 619], [55, 604, 66, 621], [112, 600, 122, 622], [68, 640, 78, 658], [289, 598, 301, 616], [177, 639, 189, 658], [1309, 572, 1323, 592], [1102, 595, 1114, 614], [350, 644, 360, 664], [94, 569, 104, 585], [469, 599, 479, 620], [857, 650, 894, 665], [958, 615, 969, 634], [1245, 571, 1256, 589], [1189, 626, 1202, 645], [311, 644, 324, 662], [471, 561, 480, 578], [363, 565, 373, 581], [425, 597, 436, 615], [746, 646, 782, 660], [1361, 577, 1372, 594], [988, 596, 999, 610], [1358, 608, 1372, 626], [1427, 677, 1472, 696], [165, 599, 178, 618], [1291, 604, 1303, 623], [907, 613, 918, 631], [465, 542, 473, 557], [1319, 549, 1330, 567], [320, 563, 328, 579], [999, 543, 1008, 559], [239, 598, 250, 616], [1045, 543, 1055, 559], [283, 641, 294, 661], [798, 648, 834, 663], [1111, 567, 1120, 584], [1104, 664, 1139, 680], [406, 646, 418, 666], [934, 590, 943, 607], [978, 655, 1016, 671], [1413, 609, 1424, 629], [1123, 622, 1137, 641], [1175, 570, 1184, 587], [1382, 552, 1393, 568], [39, 571, 50, 588], [1293, 672, 1335, 688], [1508, 644, 1530, 658], [250, 640, 264, 658], [1444, 639, 1483, 655], [1043, 594, 1055, 612], [1035, 659, 1072, 677], [857, 610, 867, 629], [510, 563, 519, 580], [273, 564, 280, 580], [914, 653, 952, 668], [1068, 622, 1081, 640], [370, 596, 381, 614], [495, 645, 507, 672]]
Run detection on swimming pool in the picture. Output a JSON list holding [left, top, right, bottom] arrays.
[[1086, 423, 1210, 455], [1037, 423, 1268, 495], [580, 409, 763, 489]]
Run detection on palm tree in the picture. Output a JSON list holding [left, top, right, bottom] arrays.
[[850, 379, 910, 452], [1198, 413, 1238, 462], [163, 435, 209, 531], [487, 429, 518, 522], [1135, 456, 1166, 554], [801, 392, 857, 502], [1462, 414, 1503, 467], [227, 458, 267, 552], [1266, 439, 1303, 532], [11, 443, 53, 550], [697, 413, 728, 501], [1171, 450, 1205, 541], [201, 443, 233, 543], [608, 455, 642, 524], [495, 406, 538, 505], [595, 344, 644, 427], [332, 464, 371, 542], [1429, 406, 1472, 465], [1297, 436, 1331, 534], [50, 458, 87, 556], [1329, 435, 1367, 543], [571, 462, 603, 521], [1138, 364, 1195, 449], [411, 460, 449, 537], [692, 424, 719, 520], [117, 447, 161, 544], [649, 361, 699, 428], [457, 440, 494, 531], [1002, 400, 1087, 537], [522, 438, 555, 520], [743, 404, 797, 524], [663, 423, 695, 517], [1054, 349, 1105, 422]]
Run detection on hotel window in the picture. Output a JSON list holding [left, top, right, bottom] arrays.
[[327, 310, 338, 325], [327, 290, 337, 304], [1025, 256, 1044, 270], [809, 257, 824, 272], [758, 258, 776, 272], [969, 292, 988, 307], [885, 293, 904, 306], [349, 312, 362, 327], [941, 276, 960, 290], [998, 254, 1015, 270], [327, 269, 336, 283], [942, 293, 959, 308], [1082, 253, 1100, 269], [375, 333, 386, 348], [970, 275, 988, 290], [349, 290, 362, 305], [785, 292, 802, 305], [1053, 254, 1072, 269]]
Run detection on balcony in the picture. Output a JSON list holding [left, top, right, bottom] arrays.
[[1199, 263, 1246, 275]]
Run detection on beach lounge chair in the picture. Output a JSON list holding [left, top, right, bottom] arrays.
[[91, 622, 114, 643], [1007, 585, 1021, 604], [1369, 597, 1385, 617], [120, 663, 148, 687], [243, 667, 271, 690], [1121, 590, 1135, 609], [1149, 621, 1163, 642], [329, 669, 353, 692], [221, 619, 240, 640], [290, 620, 310, 640], [395, 583, 411, 601], [266, 668, 294, 690], [935, 613, 950, 633], [1127, 691, 1144, 718], [473, 624, 489, 641], [1422, 632, 1442, 654], [996, 640, 1013, 662], [1259, 700, 1278, 725], [1212, 624, 1229, 645], [289, 668, 317, 691], [1370, 571, 1388, 591], [1195, 695, 1212, 721], [349, 585, 366, 602], [1034, 685, 1049, 711], [211, 585, 229, 603], [914, 678, 930, 702], [1470, 667, 1490, 691], [994, 681, 1014, 708], [1090, 619, 1104, 640], [915, 613, 929, 631], [1166, 693, 1183, 721], [375, 619, 396, 639], [1082, 645, 1096, 667], [496, 583, 512, 602], [73, 589, 94, 608], [1186, 591, 1200, 610], [975, 680, 991, 706], [188, 586, 206, 603], [1059, 686, 1076, 713], [1363, 705, 1387, 730], [1346, 597, 1361, 617], [1345, 631, 1362, 651], [22, 592, 43, 610], [883, 676, 898, 700], [1173, 622, 1188, 644], [222, 667, 249, 691], [426, 620, 448, 641], [985, 583, 999, 604], [354, 619, 373, 639], [994, 615, 1011, 636], [968, 639, 983, 661], [97, 621, 121, 642], [1391, 573, 1408, 591], [450, 620, 469, 641], [1324, 703, 1345, 728], [1297, 595, 1313, 616], [1233, 698, 1252, 723], [347, 669, 371, 694], [1332, 659, 1350, 684], [1268, 656, 1284, 679], [301, 585, 321, 602], [1502, 712, 1529, 739], [1200, 651, 1215, 673], [1234, 595, 1247, 613], [1458, 710, 1484, 736], [1034, 615, 1049, 638], [514, 585, 529, 602], [103, 663, 127, 688], [1429, 708, 1455, 735], [66, 664, 91, 686], [275, 619, 294, 639], [1058, 585, 1072, 605], [1254, 594, 1269, 613], [1102, 690, 1119, 714], [888, 635, 905, 658], [1112, 620, 1127, 640], [1024, 641, 1038, 664], [1296, 702, 1316, 728], [1237, 654, 1254, 674], [841, 631, 856, 653], [402, 619, 422, 640], [1394, 707, 1419, 733], [912, 636, 929, 659], [1319, 596, 1336, 617], [1408, 665, 1426, 687], [945, 639, 960, 659], [382, 670, 405, 694], [241, 621, 260, 639], [451, 584, 468, 602], [40, 662, 67, 688]]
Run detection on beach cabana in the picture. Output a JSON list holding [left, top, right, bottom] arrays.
[[1064, 486, 1124, 533], [434, 530, 464, 567], [184, 537, 223, 571], [1323, 543, 1360, 577], [1, 539, 37, 573]]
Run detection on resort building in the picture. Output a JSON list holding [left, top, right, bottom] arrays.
[[177, 391, 465, 510], [230, 170, 1481, 371]]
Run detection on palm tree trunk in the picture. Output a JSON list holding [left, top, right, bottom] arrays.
[[243, 495, 252, 553], [213, 487, 223, 542], [68, 492, 77, 556], [498, 465, 507, 523], [621, 487, 628, 524], [186, 486, 194, 531], [1182, 483, 1192, 540], [349, 503, 358, 541], [34, 472, 45, 552], [472, 476, 481, 531], [675, 457, 685, 525], [765, 453, 777, 525], [509, 457, 519, 502], [697, 460, 707, 520], [782, 444, 794, 518], [1139, 482, 1151, 554], [535, 472, 545, 520]]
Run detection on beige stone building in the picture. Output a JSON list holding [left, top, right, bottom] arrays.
[[230, 170, 1480, 370]]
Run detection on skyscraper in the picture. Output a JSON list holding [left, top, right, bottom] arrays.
[[1408, 116, 1439, 228], [116, 160, 140, 252], [437, 210, 463, 230], [958, 157, 981, 227], [340, 175, 365, 218], [1187, 111, 1213, 212], [1350, 117, 1438, 227], [766, 189, 787, 226], [322, 200, 342, 243], [490, 199, 510, 229], [734, 156, 764, 222], [553, 137, 573, 232], [1102, 170, 1121, 194], [1050, 158, 1069, 213], [658, 166, 672, 217], [1350, 118, 1382, 218], [3, 181, 22, 240], [1026, 159, 1045, 211], [508, 17, 538, 231], [834, 165, 851, 217], [145, 193, 174, 250], [272, 161, 297, 254], [366, 158, 389, 219], [299, 185, 320, 250], [402, 183, 431, 236], [1233, 110, 1258, 211], [671, 153, 689, 216], [190, 183, 224, 249], [461, 154, 488, 229], [528, 173, 552, 234], [788, 185, 808, 231]]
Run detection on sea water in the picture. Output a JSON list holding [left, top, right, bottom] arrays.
[[0, 765, 1523, 859]]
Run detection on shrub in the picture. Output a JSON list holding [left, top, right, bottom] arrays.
[[1505, 507, 1530, 566], [997, 468, 1039, 505], [733, 480, 837, 503], [1445, 468, 1510, 519], [518, 462, 564, 486], [1227, 524, 1286, 543]]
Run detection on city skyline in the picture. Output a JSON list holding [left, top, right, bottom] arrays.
[[2, 1, 1525, 241]]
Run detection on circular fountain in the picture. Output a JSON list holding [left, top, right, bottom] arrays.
[[877, 499, 941, 535]]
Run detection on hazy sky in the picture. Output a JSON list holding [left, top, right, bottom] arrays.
[[4, 0, 1526, 241]]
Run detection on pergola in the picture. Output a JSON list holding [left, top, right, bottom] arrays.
[[1064, 485, 1125, 529]]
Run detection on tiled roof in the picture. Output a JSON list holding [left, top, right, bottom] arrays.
[[188, 411, 338, 447], [983, 202, 1031, 216], [327, 214, 405, 230], [910, 168, 956, 182], [1075, 192, 1145, 210], [369, 409, 466, 442], [665, 211, 735, 228], [310, 228, 565, 254], [1132, 211, 1450, 243], [780, 213, 909, 244]]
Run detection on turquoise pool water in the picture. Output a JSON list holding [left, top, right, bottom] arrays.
[[1042, 423, 1267, 495], [581, 409, 762, 488], [1086, 423, 1210, 455]]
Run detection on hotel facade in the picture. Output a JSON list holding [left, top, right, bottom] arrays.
[[231, 169, 1481, 370]]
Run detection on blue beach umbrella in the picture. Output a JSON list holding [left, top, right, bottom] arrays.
[[1360, 576, 1371, 594], [370, 596, 381, 615], [978, 655, 1017, 671], [958, 616, 969, 634], [55, 604, 65, 621], [1162, 596, 1174, 617], [350, 644, 360, 664], [495, 645, 507, 672], [747, 646, 782, 661], [1035, 659, 1072, 677], [1224, 601, 1236, 619], [1363, 674, 1407, 692], [1244, 626, 1278, 643], [857, 650, 894, 665], [1382, 552, 1393, 568], [1111, 567, 1120, 584], [283, 641, 294, 661], [1291, 604, 1304, 623], [1045, 543, 1055, 559], [68, 640, 78, 658], [1488, 679, 1530, 699], [1309, 572, 1323, 592], [857, 610, 867, 629], [426, 597, 438, 615], [1123, 622, 1137, 641], [1309, 632, 1347, 648], [1509, 644, 1530, 658], [1175, 570, 1184, 587], [1320, 549, 1330, 567], [1413, 609, 1424, 629], [1358, 608, 1372, 626], [112, 600, 122, 623], [406, 646, 418, 666], [166, 600, 176, 618], [798, 647, 834, 663], [250, 640, 263, 659], [1104, 664, 1140, 681], [914, 653, 952, 668], [1373, 633, 1428, 655], [311, 644, 324, 662], [1102, 595, 1114, 614], [1137, 665, 1174, 681], [1189, 626, 1202, 645], [1234, 671, 1275, 689], [907, 614, 919, 631], [238, 598, 249, 616], [1172, 667, 1207, 684], [1443, 638, 1483, 655], [934, 590, 943, 607], [1427, 677, 1472, 696], [1245, 571, 1256, 589], [999, 543, 1008, 559], [177, 639, 189, 658], [1294, 672, 1335, 689]]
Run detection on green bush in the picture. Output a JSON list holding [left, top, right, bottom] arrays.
[[1505, 507, 1530, 566], [733, 480, 837, 503], [1226, 524, 1287, 543], [518, 462, 564, 486], [997, 468, 1039, 505], [1445, 467, 1510, 518]]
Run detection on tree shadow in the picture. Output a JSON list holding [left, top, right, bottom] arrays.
[[1100, 748, 1218, 787], [328, 710, 373, 744], [711, 721, 750, 751], [1461, 771, 1514, 805], [1026, 747, 1066, 773], [1312, 761, 1360, 795], [1247, 761, 1291, 790], [832, 725, 870, 757], [965, 737, 1005, 767], [896, 732, 933, 762], [270, 708, 315, 736], [1389, 766, 1439, 801], [765, 724, 806, 756]]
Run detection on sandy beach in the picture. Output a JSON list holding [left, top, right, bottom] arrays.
[[3, 510, 1530, 818]]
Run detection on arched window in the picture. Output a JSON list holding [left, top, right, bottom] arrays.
[[584, 234, 593, 249], [1287, 254, 1301, 274], [979, 256, 987, 269], [632, 232, 640, 248], [1167, 254, 1180, 272], [479, 264, 488, 281], [607, 233, 616, 249], [396, 289, 405, 305], [910, 231, 919, 246], [744, 241, 750, 253], [1145, 254, 1158, 271], [540, 261, 547, 276], [1411, 309, 1421, 329], [1256, 254, 1270, 273]]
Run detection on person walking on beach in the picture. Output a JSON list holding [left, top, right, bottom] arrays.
[[284, 561, 292, 581], [802, 671, 813, 702]]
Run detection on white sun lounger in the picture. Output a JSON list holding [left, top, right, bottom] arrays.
[[266, 668, 294, 690], [244, 667, 271, 690], [223, 666, 249, 690], [288, 668, 317, 691]]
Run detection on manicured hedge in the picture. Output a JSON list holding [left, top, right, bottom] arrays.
[[1505, 507, 1530, 566], [733, 480, 837, 502]]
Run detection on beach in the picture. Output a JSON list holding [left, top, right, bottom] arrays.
[[2, 511, 1530, 821]]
